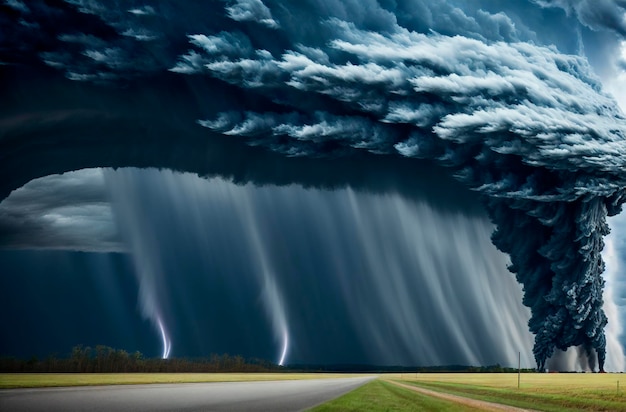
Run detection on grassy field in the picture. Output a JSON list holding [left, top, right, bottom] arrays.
[[3, 372, 625, 411], [0, 373, 371, 389], [311, 379, 481, 411], [388, 373, 626, 411]]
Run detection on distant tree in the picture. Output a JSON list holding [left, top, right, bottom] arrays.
[[1, 344, 280, 373], [71, 345, 92, 372]]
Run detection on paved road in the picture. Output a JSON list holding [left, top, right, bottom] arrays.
[[0, 376, 374, 412]]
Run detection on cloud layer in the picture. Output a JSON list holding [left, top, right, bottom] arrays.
[[174, 4, 626, 370]]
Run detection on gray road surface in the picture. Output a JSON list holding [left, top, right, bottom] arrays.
[[0, 376, 375, 411]]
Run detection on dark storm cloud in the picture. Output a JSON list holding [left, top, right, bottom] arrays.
[[170, 5, 626, 369], [1, 0, 626, 370], [532, 0, 626, 37], [191, 21, 626, 172], [4, 0, 28, 13]]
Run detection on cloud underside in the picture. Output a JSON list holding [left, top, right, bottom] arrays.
[[0, 170, 123, 252]]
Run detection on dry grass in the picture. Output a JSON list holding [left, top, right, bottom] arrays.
[[0, 373, 372, 389], [389, 372, 625, 389], [385, 373, 626, 411]]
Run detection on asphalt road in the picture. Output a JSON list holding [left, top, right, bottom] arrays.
[[0, 376, 374, 412]]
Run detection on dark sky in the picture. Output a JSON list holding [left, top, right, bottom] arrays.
[[1, 0, 626, 371], [0, 168, 533, 366], [0, 250, 158, 358]]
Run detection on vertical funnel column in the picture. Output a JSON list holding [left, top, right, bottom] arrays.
[[489, 195, 610, 371]]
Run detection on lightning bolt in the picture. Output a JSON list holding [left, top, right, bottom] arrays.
[[157, 315, 172, 359], [278, 328, 289, 366]]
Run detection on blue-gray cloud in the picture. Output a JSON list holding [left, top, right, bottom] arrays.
[[223, 0, 280, 28], [532, 0, 626, 37], [0, 170, 122, 252]]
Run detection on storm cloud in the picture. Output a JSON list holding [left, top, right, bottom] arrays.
[[176, 1, 626, 370], [1, 0, 626, 370], [532, 0, 626, 37]]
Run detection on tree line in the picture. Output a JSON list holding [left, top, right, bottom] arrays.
[[0, 345, 282, 373]]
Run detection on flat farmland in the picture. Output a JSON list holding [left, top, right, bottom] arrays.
[[0, 373, 370, 389], [3, 372, 625, 410], [387, 373, 626, 411]]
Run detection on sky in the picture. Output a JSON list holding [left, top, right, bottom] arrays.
[[1, 0, 626, 371]]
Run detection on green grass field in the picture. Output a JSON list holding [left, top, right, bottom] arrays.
[[388, 373, 626, 411], [310, 379, 481, 411], [0, 372, 370, 389]]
